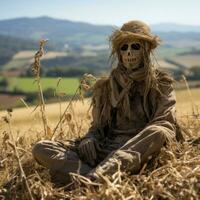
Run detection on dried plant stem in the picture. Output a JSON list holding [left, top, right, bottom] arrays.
[[37, 76, 48, 136], [58, 90, 62, 133], [32, 40, 48, 136], [51, 86, 80, 139], [52, 74, 95, 139], [55, 78, 63, 133], [7, 122, 34, 200], [182, 75, 196, 115], [20, 98, 30, 109]]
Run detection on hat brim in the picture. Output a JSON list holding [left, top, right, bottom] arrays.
[[111, 30, 160, 49]]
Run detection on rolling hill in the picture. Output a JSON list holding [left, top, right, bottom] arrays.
[[0, 35, 38, 66], [0, 16, 112, 48], [152, 23, 200, 32], [0, 34, 55, 67], [1, 16, 200, 50]]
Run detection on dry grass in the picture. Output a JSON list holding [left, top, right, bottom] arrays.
[[0, 87, 199, 199], [0, 87, 198, 130]]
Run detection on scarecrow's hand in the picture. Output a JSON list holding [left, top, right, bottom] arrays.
[[78, 138, 97, 166]]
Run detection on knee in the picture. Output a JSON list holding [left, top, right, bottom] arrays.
[[144, 125, 166, 143], [114, 150, 141, 172], [32, 140, 49, 161]]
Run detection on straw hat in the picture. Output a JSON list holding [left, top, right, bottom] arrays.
[[110, 20, 160, 50]]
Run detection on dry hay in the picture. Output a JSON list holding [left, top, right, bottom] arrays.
[[0, 102, 200, 200]]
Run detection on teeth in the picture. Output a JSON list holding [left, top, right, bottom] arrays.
[[124, 57, 137, 63], [127, 58, 136, 62]]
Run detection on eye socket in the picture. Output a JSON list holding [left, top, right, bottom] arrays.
[[120, 44, 128, 51], [131, 43, 141, 50]]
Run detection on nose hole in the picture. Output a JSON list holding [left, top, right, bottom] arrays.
[[128, 52, 131, 56], [131, 43, 141, 50]]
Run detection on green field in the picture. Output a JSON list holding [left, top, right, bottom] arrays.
[[6, 77, 80, 94]]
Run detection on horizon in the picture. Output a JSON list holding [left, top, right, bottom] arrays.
[[0, 0, 200, 26], [1, 15, 200, 27]]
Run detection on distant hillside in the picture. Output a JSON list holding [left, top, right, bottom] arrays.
[[0, 35, 38, 66], [152, 23, 200, 32], [1, 17, 200, 51], [41, 54, 110, 72], [0, 34, 55, 67], [0, 16, 112, 49]]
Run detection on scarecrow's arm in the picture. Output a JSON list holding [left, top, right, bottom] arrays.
[[147, 78, 176, 133], [82, 78, 108, 141], [82, 122, 101, 140]]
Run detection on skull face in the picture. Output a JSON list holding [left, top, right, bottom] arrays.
[[120, 39, 143, 70]]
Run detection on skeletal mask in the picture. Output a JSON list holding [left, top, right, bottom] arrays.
[[120, 39, 143, 70]]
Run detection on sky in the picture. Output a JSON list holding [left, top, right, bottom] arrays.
[[0, 0, 200, 26]]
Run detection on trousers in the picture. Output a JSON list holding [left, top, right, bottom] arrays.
[[32, 124, 171, 184]]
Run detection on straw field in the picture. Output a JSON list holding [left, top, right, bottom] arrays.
[[0, 86, 199, 200]]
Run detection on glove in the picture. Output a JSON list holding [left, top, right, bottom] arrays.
[[78, 138, 97, 166]]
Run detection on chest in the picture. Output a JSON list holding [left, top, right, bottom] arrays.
[[113, 83, 150, 129]]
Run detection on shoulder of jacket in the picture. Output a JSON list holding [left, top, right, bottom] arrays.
[[91, 76, 110, 106], [92, 76, 110, 91], [149, 69, 175, 98], [156, 69, 174, 85], [154, 69, 175, 97]]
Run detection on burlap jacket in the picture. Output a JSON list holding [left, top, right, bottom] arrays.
[[78, 69, 184, 161], [82, 70, 182, 160]]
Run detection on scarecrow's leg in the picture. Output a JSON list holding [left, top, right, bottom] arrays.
[[32, 140, 92, 184], [88, 125, 173, 178]]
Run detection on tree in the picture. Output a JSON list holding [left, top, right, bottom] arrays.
[[188, 66, 200, 80], [0, 78, 9, 90]]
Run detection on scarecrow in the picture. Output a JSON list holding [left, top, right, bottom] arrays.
[[32, 20, 181, 185]]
